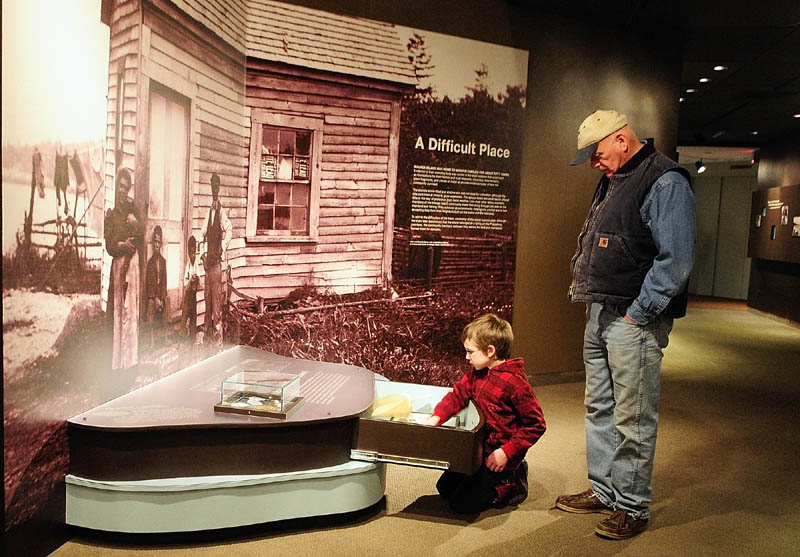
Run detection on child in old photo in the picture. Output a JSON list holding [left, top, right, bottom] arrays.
[[181, 235, 200, 338], [145, 225, 167, 349], [426, 314, 546, 513]]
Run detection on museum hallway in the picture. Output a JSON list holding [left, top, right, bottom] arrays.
[[52, 301, 800, 556]]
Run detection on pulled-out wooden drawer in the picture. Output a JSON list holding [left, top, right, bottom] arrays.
[[352, 380, 485, 475]]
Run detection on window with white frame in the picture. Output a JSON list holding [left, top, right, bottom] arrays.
[[247, 111, 322, 241]]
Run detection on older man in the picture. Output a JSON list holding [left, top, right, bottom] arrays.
[[556, 110, 696, 539], [200, 172, 232, 344]]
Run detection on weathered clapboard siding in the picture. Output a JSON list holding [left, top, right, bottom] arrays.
[[233, 258, 382, 279], [239, 56, 410, 298], [101, 0, 143, 312], [242, 249, 381, 266], [320, 197, 387, 208], [247, 72, 401, 104], [103, 0, 415, 307], [102, 0, 249, 324], [319, 216, 381, 227], [248, 97, 392, 122]]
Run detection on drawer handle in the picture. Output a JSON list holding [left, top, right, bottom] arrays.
[[350, 449, 450, 470]]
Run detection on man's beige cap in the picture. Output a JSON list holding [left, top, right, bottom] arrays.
[[570, 109, 628, 165]]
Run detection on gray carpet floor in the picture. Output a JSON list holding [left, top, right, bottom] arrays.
[[52, 305, 800, 556]]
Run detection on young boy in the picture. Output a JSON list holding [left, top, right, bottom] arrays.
[[426, 314, 546, 513], [144, 225, 167, 349], [181, 235, 200, 339]]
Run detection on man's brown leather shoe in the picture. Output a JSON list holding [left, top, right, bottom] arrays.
[[595, 510, 648, 539], [555, 488, 611, 514]]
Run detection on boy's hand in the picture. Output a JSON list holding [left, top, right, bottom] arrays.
[[424, 415, 441, 426], [486, 448, 508, 472]]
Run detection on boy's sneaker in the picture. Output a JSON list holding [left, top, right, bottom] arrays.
[[493, 481, 515, 505], [555, 488, 611, 514], [595, 510, 648, 539], [506, 461, 529, 505]]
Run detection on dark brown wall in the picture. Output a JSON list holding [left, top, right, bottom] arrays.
[[750, 133, 800, 323], [757, 132, 800, 191], [511, 13, 683, 376], [287, 0, 684, 376]]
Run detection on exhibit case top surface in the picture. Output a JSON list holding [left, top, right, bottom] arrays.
[[68, 345, 375, 431]]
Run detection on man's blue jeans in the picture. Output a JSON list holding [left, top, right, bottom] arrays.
[[583, 302, 673, 519]]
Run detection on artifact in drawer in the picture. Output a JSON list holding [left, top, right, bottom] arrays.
[[352, 379, 485, 475]]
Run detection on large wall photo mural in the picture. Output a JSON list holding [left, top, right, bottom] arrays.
[[2, 0, 528, 552]]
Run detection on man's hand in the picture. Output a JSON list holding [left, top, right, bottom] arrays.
[[486, 448, 508, 472]]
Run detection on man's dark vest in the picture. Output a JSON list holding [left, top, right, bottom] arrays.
[[207, 203, 222, 267], [569, 140, 691, 319]]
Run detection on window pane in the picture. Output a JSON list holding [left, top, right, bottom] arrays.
[[279, 130, 296, 154], [290, 206, 308, 233], [276, 183, 291, 205], [262, 128, 279, 154], [294, 156, 309, 180], [251, 124, 317, 238], [277, 156, 293, 180], [275, 206, 290, 230], [257, 207, 274, 231], [296, 131, 311, 155], [293, 183, 310, 207], [259, 182, 275, 205]]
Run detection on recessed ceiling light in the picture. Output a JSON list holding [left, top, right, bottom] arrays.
[[679, 97, 685, 102], [794, 113, 800, 118], [751, 131, 759, 135], [699, 77, 710, 83], [686, 88, 697, 93], [713, 65, 728, 71]]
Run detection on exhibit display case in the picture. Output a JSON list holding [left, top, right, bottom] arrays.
[[352, 379, 485, 475], [215, 370, 303, 418], [66, 346, 487, 532]]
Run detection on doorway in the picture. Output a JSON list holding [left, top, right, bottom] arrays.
[[146, 83, 190, 320], [689, 171, 756, 300]]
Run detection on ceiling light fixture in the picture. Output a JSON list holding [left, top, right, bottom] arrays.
[[679, 97, 685, 102], [686, 88, 697, 93], [751, 131, 759, 135], [695, 160, 707, 174], [713, 65, 728, 71], [794, 113, 800, 119], [699, 77, 710, 83]]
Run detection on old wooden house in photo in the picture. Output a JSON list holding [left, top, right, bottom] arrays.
[[100, 0, 416, 323]]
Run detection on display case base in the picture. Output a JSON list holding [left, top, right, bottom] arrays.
[[65, 461, 385, 533]]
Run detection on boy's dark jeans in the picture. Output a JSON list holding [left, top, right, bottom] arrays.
[[436, 465, 518, 513]]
